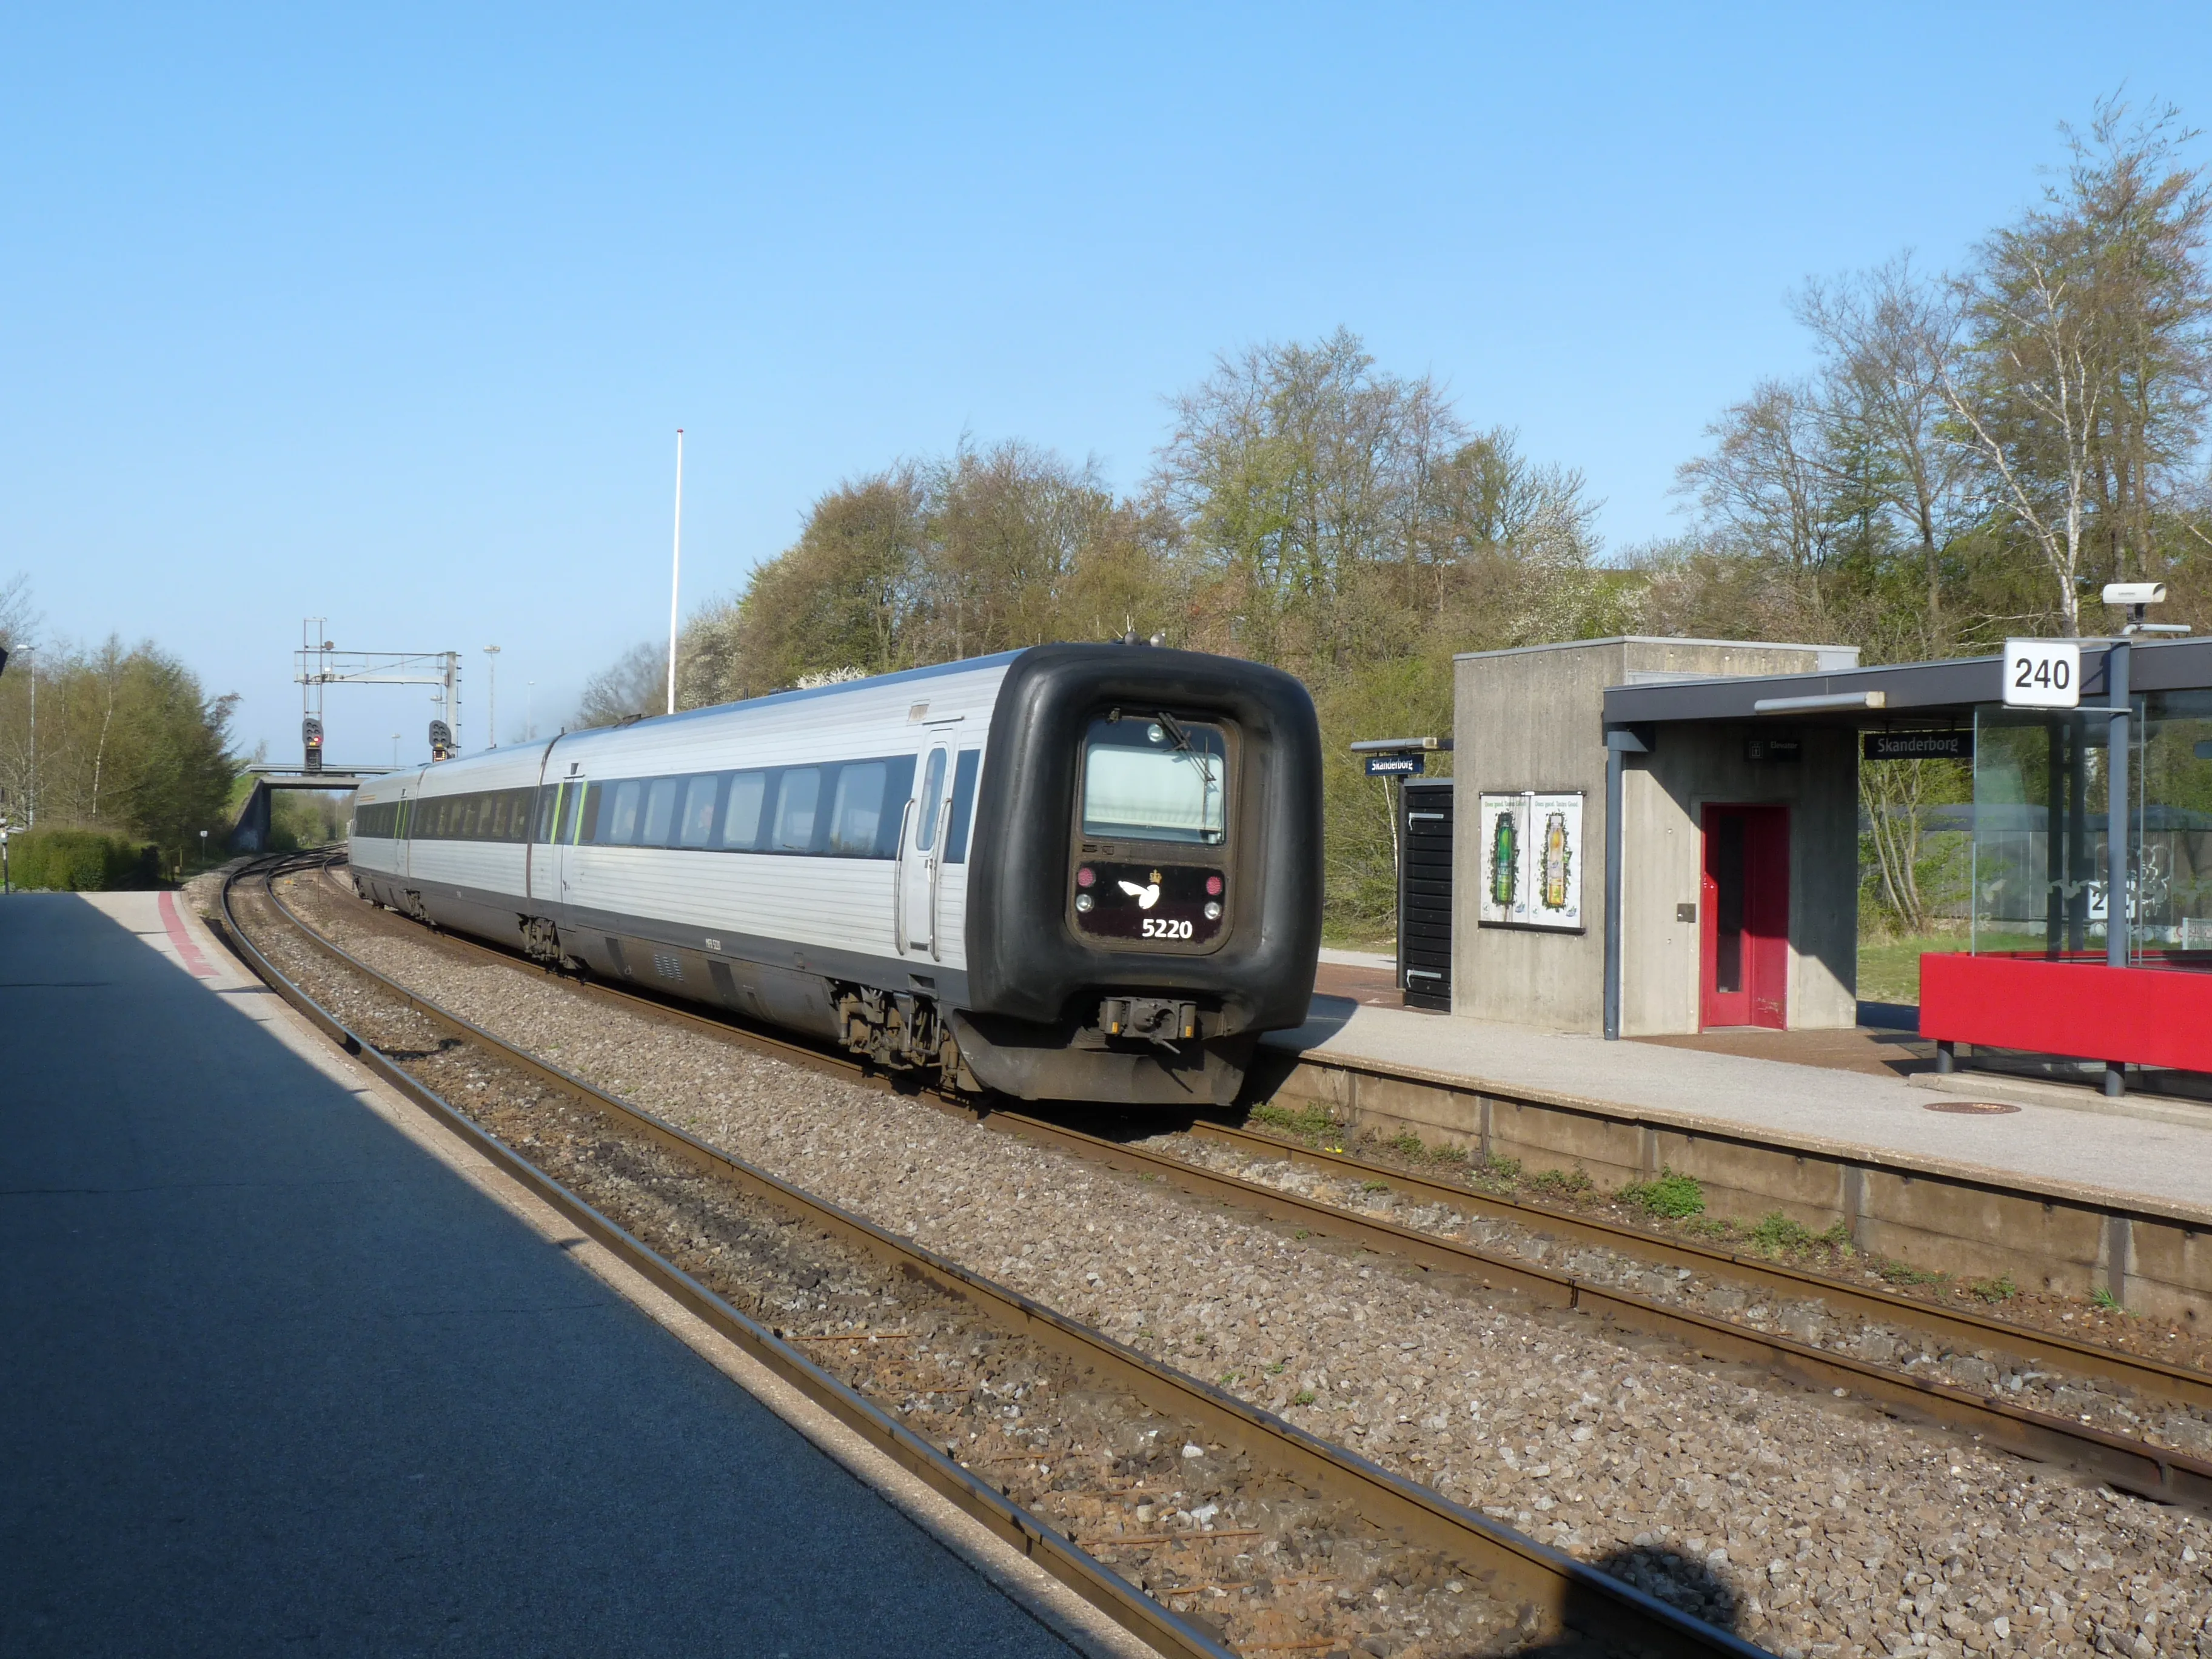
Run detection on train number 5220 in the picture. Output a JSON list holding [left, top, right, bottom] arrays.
[[1141, 917, 1195, 940]]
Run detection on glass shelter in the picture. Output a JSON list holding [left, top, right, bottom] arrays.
[[1970, 695, 2212, 964]]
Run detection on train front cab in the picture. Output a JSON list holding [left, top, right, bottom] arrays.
[[953, 645, 1323, 1107]]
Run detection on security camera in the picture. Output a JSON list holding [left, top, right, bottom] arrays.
[[2105, 581, 2190, 637], [2103, 583, 2168, 607]]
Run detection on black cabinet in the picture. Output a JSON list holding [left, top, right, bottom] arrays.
[[1398, 779, 1452, 1011]]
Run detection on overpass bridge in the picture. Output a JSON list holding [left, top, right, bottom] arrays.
[[231, 765, 402, 854]]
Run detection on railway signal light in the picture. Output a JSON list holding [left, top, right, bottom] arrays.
[[302, 716, 324, 776], [429, 719, 454, 762]]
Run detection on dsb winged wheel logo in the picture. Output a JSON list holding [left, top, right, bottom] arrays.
[[1117, 869, 1166, 910]]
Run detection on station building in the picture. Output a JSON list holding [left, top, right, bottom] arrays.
[[1424, 634, 2212, 1091]]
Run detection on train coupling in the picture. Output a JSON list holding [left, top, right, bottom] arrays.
[[1099, 996, 1198, 1048]]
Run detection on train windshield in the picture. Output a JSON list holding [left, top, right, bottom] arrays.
[[1082, 716, 1227, 845]]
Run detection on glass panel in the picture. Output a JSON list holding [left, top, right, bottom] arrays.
[[679, 775, 720, 848], [642, 777, 679, 846], [608, 780, 643, 845], [1081, 717, 1227, 845], [1971, 708, 2111, 956], [2139, 691, 2212, 957], [914, 749, 948, 852], [720, 772, 767, 849], [771, 768, 821, 851], [946, 749, 980, 863], [534, 785, 557, 842], [828, 762, 888, 856], [1712, 813, 1744, 992]]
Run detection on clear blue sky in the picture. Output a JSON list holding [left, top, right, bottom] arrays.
[[4, 4, 2207, 763]]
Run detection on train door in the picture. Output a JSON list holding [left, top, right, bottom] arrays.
[[396, 791, 413, 879], [544, 769, 587, 908], [1700, 803, 1789, 1030], [899, 742, 952, 956]]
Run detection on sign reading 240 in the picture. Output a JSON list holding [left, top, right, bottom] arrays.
[[2002, 639, 2081, 709]]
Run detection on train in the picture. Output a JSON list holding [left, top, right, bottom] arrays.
[[346, 643, 1322, 1106]]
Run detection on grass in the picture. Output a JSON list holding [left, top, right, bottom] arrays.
[[1965, 1275, 2019, 1304], [1526, 1167, 1595, 1200], [1249, 1102, 1347, 1148], [1855, 931, 1969, 1006], [1879, 1260, 1945, 1287], [1292, 1388, 1317, 1406], [1615, 1169, 1706, 1219], [2091, 1285, 2123, 1312]]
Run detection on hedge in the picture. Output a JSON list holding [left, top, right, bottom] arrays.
[[4, 828, 162, 891]]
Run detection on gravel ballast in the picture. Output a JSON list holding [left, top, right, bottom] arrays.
[[267, 874, 2212, 1658]]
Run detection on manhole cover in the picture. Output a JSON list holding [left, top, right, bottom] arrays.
[[1922, 1100, 2022, 1114]]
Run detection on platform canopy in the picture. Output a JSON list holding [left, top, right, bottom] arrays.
[[1601, 636, 2212, 729]]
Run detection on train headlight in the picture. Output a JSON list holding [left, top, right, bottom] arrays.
[[1204, 900, 1221, 920], [1075, 893, 1094, 913]]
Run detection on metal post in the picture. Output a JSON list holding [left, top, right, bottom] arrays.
[[24, 647, 35, 828], [484, 645, 501, 749], [1603, 726, 1651, 1041], [667, 427, 685, 717], [2104, 639, 2132, 1098]]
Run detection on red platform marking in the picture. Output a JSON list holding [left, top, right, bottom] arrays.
[[159, 890, 218, 979]]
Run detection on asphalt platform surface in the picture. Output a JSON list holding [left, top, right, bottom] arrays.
[[0, 893, 1080, 1658]]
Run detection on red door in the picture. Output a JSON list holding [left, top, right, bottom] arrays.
[[1701, 804, 1789, 1030]]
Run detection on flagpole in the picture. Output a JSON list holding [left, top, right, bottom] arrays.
[[666, 427, 685, 716]]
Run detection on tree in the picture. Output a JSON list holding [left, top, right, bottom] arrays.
[[575, 640, 668, 728], [1939, 99, 2212, 634], [1796, 257, 1976, 639]]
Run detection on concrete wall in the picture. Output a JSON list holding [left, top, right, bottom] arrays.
[[1259, 1050, 2201, 1318], [1452, 637, 1858, 1036]]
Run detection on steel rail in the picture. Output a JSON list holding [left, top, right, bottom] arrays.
[[305, 856, 2212, 1511], [1178, 1119, 2212, 1415], [217, 857, 1234, 1659], [239, 856, 1760, 1659]]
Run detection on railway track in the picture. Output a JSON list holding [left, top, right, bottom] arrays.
[[294, 855, 2212, 1517], [223, 852, 1759, 1659]]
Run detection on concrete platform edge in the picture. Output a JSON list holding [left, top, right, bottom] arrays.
[[1261, 1029, 2212, 1233]]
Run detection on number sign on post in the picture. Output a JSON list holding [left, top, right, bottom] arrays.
[[2003, 639, 2080, 709]]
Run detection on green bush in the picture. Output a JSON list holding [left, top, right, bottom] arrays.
[[5, 828, 161, 891], [1615, 1168, 1706, 1219]]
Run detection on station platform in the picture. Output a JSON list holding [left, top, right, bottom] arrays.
[[0, 893, 1094, 1657], [1267, 995, 2212, 1219]]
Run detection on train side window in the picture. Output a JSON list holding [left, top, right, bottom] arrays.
[[534, 785, 558, 842], [679, 774, 720, 848], [913, 749, 947, 852], [606, 780, 643, 845], [642, 777, 680, 846], [771, 768, 821, 851], [577, 783, 605, 843], [487, 792, 509, 841], [510, 788, 533, 842], [944, 749, 981, 863], [828, 762, 886, 856], [720, 771, 767, 849]]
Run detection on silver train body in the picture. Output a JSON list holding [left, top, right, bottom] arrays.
[[347, 644, 1323, 1106]]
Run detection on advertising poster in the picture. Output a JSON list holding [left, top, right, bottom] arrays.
[[1477, 793, 1529, 925], [1478, 791, 1583, 931]]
